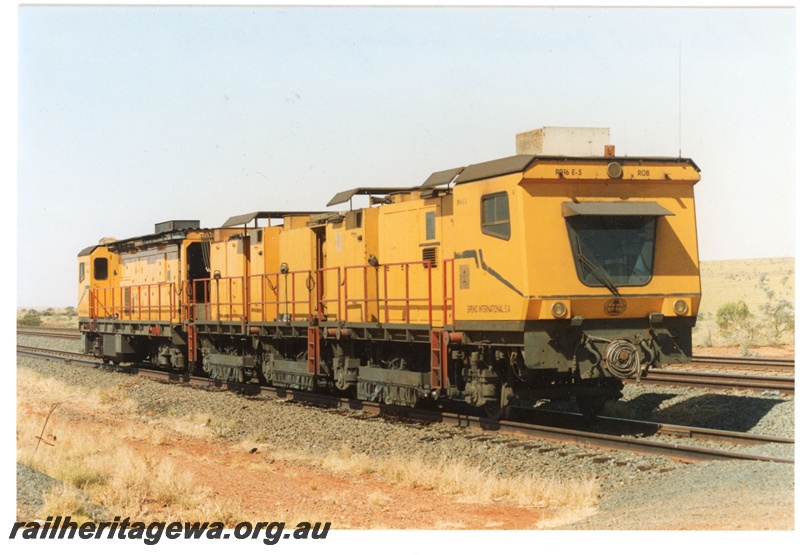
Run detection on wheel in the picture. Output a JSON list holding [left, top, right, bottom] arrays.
[[483, 401, 512, 421], [576, 396, 606, 418]]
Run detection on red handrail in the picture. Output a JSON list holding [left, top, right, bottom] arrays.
[[187, 276, 246, 321], [247, 270, 316, 322], [180, 258, 455, 327], [89, 282, 178, 322]]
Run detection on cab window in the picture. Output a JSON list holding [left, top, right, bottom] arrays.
[[94, 257, 109, 281], [481, 192, 510, 240], [79, 262, 85, 283], [566, 215, 656, 287]]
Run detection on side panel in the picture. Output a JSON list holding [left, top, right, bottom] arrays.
[[77, 246, 118, 319], [323, 208, 380, 323], [206, 234, 249, 321], [276, 223, 317, 321], [378, 196, 450, 325], [452, 174, 531, 324], [248, 226, 282, 323], [117, 244, 180, 321]]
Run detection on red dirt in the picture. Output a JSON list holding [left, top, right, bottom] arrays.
[[129, 435, 551, 530]]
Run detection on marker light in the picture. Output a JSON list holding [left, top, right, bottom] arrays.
[[673, 299, 689, 316], [551, 302, 568, 319]]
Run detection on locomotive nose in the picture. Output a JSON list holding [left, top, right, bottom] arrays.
[[603, 338, 642, 379]]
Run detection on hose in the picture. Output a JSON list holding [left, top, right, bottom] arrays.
[[603, 339, 641, 379]]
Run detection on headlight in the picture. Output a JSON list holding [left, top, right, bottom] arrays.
[[673, 299, 689, 316], [551, 302, 568, 318], [607, 162, 623, 179]]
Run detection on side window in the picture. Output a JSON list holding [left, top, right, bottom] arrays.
[[346, 210, 363, 230], [425, 211, 436, 241], [79, 262, 85, 283], [94, 257, 109, 281], [481, 192, 511, 240]]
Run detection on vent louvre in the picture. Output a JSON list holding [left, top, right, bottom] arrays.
[[422, 247, 438, 268]]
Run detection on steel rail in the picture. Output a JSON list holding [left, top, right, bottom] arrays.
[[692, 354, 794, 369], [17, 345, 794, 465], [17, 327, 81, 340], [518, 408, 793, 447], [640, 368, 794, 394]]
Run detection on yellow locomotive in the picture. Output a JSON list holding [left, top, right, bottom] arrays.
[[78, 129, 701, 416]]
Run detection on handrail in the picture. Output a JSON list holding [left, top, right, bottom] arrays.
[[380, 260, 433, 325], [248, 270, 316, 322], [180, 258, 455, 327], [442, 258, 456, 326], [188, 276, 247, 322], [88, 282, 178, 322]]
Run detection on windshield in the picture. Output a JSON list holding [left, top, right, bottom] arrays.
[[566, 216, 656, 288]]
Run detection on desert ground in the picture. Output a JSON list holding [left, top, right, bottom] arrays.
[[691, 257, 794, 357]]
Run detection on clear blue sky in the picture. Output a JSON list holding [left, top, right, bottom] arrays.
[[12, 3, 797, 307]]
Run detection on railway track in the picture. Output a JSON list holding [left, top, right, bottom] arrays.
[[638, 368, 794, 395], [17, 326, 81, 340], [16, 344, 794, 465], [691, 354, 795, 369]]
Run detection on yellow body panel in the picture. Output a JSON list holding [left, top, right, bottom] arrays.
[[206, 234, 249, 321], [80, 231, 209, 323], [248, 226, 282, 322], [193, 158, 699, 332], [117, 245, 181, 321], [521, 159, 700, 183], [77, 246, 118, 318], [274, 224, 320, 320], [322, 208, 380, 323], [452, 173, 531, 323], [377, 195, 454, 325], [452, 159, 701, 325]]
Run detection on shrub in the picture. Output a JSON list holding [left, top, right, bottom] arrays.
[[754, 275, 794, 344], [716, 301, 759, 347], [760, 298, 795, 344], [18, 310, 42, 327]]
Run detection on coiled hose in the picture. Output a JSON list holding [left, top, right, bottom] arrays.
[[603, 339, 641, 379]]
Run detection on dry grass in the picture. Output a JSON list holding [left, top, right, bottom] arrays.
[[150, 411, 238, 441], [16, 368, 253, 525], [266, 444, 599, 510], [40, 486, 94, 524], [18, 364, 597, 527]]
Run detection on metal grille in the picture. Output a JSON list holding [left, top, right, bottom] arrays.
[[422, 247, 437, 268]]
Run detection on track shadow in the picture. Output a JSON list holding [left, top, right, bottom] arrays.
[[609, 392, 680, 419], [649, 393, 789, 433]]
